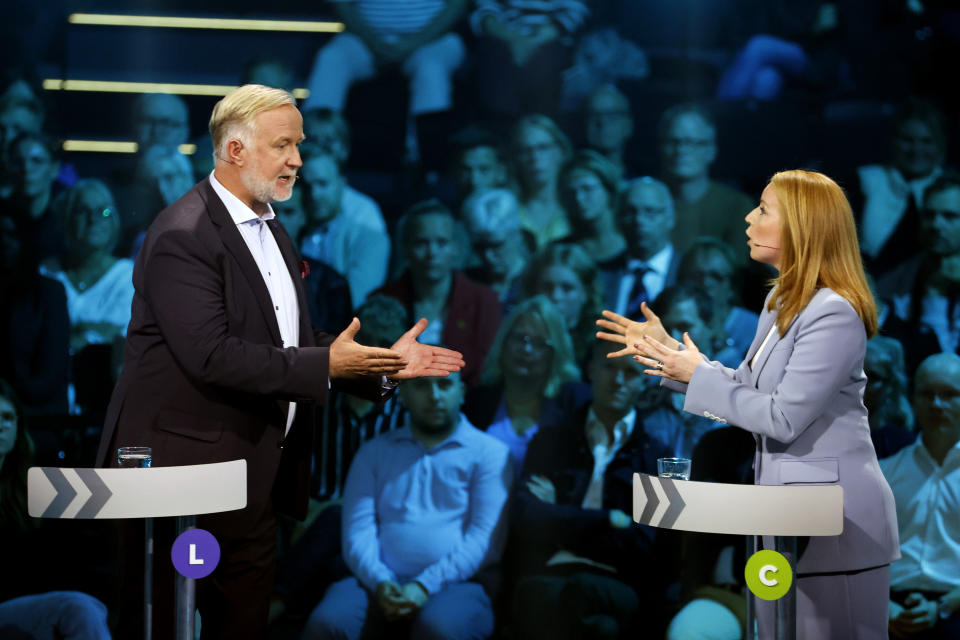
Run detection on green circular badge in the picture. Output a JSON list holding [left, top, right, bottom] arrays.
[[744, 550, 793, 601]]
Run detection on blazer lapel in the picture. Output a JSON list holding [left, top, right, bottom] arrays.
[[267, 219, 314, 345], [199, 179, 284, 347]]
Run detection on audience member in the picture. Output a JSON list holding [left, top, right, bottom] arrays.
[[857, 99, 948, 276], [583, 84, 635, 182], [42, 179, 133, 354], [375, 200, 500, 386], [464, 295, 579, 471], [243, 55, 295, 92], [865, 336, 917, 460], [273, 187, 353, 335], [560, 30, 649, 113], [303, 0, 469, 161], [301, 371, 512, 640], [510, 115, 572, 249], [879, 172, 960, 375], [881, 353, 960, 639], [677, 237, 758, 364], [658, 104, 753, 259], [470, 0, 588, 118], [461, 188, 528, 310], [0, 93, 44, 199], [599, 177, 680, 316], [2, 131, 62, 263], [299, 146, 390, 306], [449, 126, 508, 206], [0, 379, 113, 639], [510, 339, 668, 640], [302, 108, 351, 168], [0, 212, 69, 416], [111, 93, 191, 250], [558, 150, 625, 264], [523, 243, 602, 369]]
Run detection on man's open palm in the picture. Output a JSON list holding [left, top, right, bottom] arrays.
[[390, 318, 465, 380]]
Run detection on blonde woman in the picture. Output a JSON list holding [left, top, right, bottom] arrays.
[[598, 170, 899, 638]]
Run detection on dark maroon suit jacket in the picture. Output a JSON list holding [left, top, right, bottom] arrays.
[[96, 177, 380, 520]]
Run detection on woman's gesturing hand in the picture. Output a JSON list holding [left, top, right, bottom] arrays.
[[595, 302, 679, 358], [633, 332, 703, 384]]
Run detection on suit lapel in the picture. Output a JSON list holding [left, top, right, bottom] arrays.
[[198, 179, 284, 347]]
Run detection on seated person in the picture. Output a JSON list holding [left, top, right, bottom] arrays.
[[640, 284, 724, 458], [523, 243, 603, 370], [865, 336, 917, 459], [2, 131, 62, 263], [301, 372, 512, 640], [272, 188, 352, 335], [449, 126, 509, 208], [583, 84, 635, 182], [0, 212, 69, 416], [298, 146, 390, 306], [510, 340, 670, 640], [599, 177, 680, 316], [461, 188, 529, 311], [374, 201, 501, 386], [509, 115, 572, 249], [125, 145, 196, 256], [881, 353, 960, 639], [677, 238, 758, 364], [464, 295, 580, 472], [0, 92, 45, 200], [42, 179, 133, 353], [558, 150, 626, 265], [302, 108, 351, 168], [878, 172, 960, 376], [0, 379, 112, 638]]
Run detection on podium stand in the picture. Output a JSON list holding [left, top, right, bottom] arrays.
[[632, 473, 843, 640], [27, 460, 248, 640]]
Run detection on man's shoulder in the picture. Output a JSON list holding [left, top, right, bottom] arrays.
[[149, 180, 213, 234], [342, 185, 386, 232]]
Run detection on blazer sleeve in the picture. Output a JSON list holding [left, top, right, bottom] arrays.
[[683, 295, 866, 445], [143, 227, 330, 400]]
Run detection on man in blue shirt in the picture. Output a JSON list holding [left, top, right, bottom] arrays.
[[303, 371, 513, 640]]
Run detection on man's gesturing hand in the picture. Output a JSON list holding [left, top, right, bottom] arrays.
[[329, 318, 407, 379], [389, 318, 465, 380]]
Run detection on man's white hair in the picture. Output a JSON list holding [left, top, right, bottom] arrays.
[[208, 84, 296, 160], [461, 188, 520, 235]]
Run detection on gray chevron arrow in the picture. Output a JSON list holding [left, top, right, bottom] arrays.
[[74, 468, 113, 518], [41, 467, 77, 518], [638, 473, 660, 524], [658, 477, 686, 528]]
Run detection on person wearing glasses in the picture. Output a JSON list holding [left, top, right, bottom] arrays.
[[510, 115, 572, 250], [599, 170, 899, 638], [465, 295, 580, 472]]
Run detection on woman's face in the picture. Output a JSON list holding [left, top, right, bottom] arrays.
[[564, 168, 611, 222], [0, 395, 17, 458], [745, 184, 782, 269], [537, 265, 587, 329], [516, 125, 564, 189], [69, 188, 119, 252], [501, 313, 553, 385]]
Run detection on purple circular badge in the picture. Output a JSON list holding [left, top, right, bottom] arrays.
[[171, 528, 220, 579]]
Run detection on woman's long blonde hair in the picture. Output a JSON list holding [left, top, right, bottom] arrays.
[[768, 169, 878, 337]]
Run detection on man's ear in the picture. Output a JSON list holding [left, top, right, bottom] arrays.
[[225, 138, 246, 166]]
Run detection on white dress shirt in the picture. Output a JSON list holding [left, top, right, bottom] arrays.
[[880, 439, 960, 592], [615, 243, 673, 315], [209, 172, 301, 435], [581, 407, 637, 509]]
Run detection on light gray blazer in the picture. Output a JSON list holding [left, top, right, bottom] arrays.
[[664, 287, 900, 574]]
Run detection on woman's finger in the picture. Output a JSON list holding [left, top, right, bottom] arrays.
[[595, 318, 628, 334], [600, 309, 630, 326], [596, 331, 628, 345], [640, 301, 661, 322], [604, 346, 636, 359], [641, 335, 671, 355]]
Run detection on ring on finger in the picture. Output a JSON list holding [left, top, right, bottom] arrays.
[[655, 360, 664, 370]]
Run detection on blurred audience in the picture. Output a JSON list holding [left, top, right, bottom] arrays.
[[449, 126, 508, 207], [302, 108, 351, 168], [510, 339, 668, 640], [299, 146, 390, 306], [2, 131, 63, 263], [301, 371, 511, 640], [510, 115, 572, 249], [865, 336, 917, 460], [558, 150, 625, 264], [600, 177, 679, 316], [375, 200, 500, 386], [658, 104, 753, 260], [465, 295, 579, 472], [0, 92, 45, 199], [561, 30, 649, 112], [677, 237, 758, 365], [523, 243, 602, 369], [881, 353, 960, 639], [857, 99, 947, 277], [583, 84, 635, 182], [461, 188, 529, 310], [0, 212, 69, 416]]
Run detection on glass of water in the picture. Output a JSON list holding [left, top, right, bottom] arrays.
[[658, 457, 691, 480], [117, 446, 152, 468]]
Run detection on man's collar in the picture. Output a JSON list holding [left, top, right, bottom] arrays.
[[628, 243, 673, 274], [209, 171, 275, 225], [397, 413, 472, 449]]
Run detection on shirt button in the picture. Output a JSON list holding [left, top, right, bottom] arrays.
[[275, 306, 279, 310]]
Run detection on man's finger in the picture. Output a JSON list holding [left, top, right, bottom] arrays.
[[335, 317, 362, 342], [398, 318, 429, 342]]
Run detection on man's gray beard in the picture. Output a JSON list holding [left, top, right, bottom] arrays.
[[240, 163, 293, 206]]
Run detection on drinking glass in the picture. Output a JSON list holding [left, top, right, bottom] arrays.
[[657, 457, 691, 480], [118, 446, 152, 468]]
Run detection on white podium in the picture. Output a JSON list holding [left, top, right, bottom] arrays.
[[28, 460, 247, 640], [633, 473, 843, 640]]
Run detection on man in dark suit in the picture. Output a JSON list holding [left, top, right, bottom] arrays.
[[598, 177, 681, 315], [96, 84, 464, 639]]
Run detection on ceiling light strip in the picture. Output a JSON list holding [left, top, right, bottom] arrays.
[[43, 79, 309, 99], [67, 13, 343, 33]]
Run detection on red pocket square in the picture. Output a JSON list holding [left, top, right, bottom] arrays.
[[300, 260, 310, 279]]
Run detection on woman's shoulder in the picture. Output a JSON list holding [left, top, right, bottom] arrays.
[[801, 288, 864, 330]]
